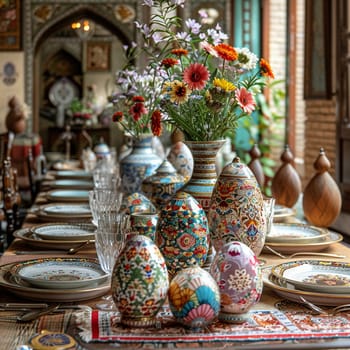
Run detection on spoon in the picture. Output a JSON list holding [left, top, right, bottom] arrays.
[[67, 240, 91, 255], [264, 245, 346, 259]]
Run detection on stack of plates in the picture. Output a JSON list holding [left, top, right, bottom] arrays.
[[34, 203, 92, 222], [263, 258, 350, 306], [46, 189, 90, 203], [273, 205, 296, 222], [264, 223, 341, 254], [49, 179, 93, 190], [54, 170, 92, 180], [0, 258, 110, 302]]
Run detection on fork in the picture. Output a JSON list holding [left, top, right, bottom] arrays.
[[264, 245, 346, 259], [299, 296, 350, 315]]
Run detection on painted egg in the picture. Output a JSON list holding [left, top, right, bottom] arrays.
[[168, 266, 220, 331], [156, 191, 209, 278], [167, 141, 193, 184], [120, 192, 157, 214], [210, 241, 262, 323], [111, 234, 169, 327]]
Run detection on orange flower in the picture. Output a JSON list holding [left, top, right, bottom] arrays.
[[171, 48, 188, 57], [151, 110, 163, 136], [112, 111, 123, 122], [260, 58, 274, 78], [161, 58, 179, 68], [214, 43, 237, 61]]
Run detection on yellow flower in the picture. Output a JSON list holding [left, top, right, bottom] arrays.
[[213, 78, 236, 92], [169, 80, 191, 104]]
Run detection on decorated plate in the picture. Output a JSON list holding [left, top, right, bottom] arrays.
[[273, 204, 296, 222], [0, 261, 110, 302], [262, 266, 350, 306], [50, 179, 93, 190], [40, 203, 91, 217], [271, 260, 350, 294], [55, 170, 92, 179], [13, 227, 95, 250], [10, 258, 108, 289], [32, 223, 95, 241], [263, 231, 342, 254], [46, 189, 90, 203], [266, 223, 328, 244]]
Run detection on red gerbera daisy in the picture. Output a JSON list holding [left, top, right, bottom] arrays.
[[235, 87, 256, 114], [161, 58, 179, 68], [129, 102, 148, 121], [183, 63, 210, 90], [132, 95, 145, 103], [112, 111, 123, 122], [151, 110, 163, 136], [214, 43, 238, 61], [260, 58, 274, 78]]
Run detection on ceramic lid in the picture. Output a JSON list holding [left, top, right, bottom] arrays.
[[220, 157, 255, 179], [29, 330, 76, 350]]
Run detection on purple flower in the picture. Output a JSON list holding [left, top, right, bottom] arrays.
[[186, 19, 201, 34]]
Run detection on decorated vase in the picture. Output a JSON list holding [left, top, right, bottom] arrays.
[[167, 141, 194, 184], [120, 192, 157, 215], [111, 234, 169, 327], [168, 266, 220, 331], [130, 211, 159, 242], [210, 241, 262, 323], [208, 157, 266, 256], [183, 140, 225, 212], [156, 191, 209, 278], [142, 159, 185, 207], [120, 134, 162, 194]]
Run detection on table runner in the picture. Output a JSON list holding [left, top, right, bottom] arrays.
[[75, 304, 350, 345]]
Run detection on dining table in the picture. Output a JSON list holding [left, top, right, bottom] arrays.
[[1, 169, 350, 349]]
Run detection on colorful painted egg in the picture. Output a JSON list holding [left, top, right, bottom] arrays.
[[111, 234, 169, 327], [156, 191, 209, 278], [208, 157, 267, 256], [167, 141, 193, 184], [142, 159, 185, 207], [130, 211, 159, 241], [210, 241, 262, 323], [120, 192, 157, 214], [168, 266, 220, 331]]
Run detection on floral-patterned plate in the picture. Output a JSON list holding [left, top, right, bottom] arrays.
[[10, 258, 108, 289], [266, 223, 328, 244], [262, 266, 350, 306], [271, 260, 350, 294]]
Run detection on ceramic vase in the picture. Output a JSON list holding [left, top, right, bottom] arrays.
[[142, 159, 185, 208], [184, 140, 225, 213], [156, 191, 209, 278], [120, 134, 162, 194], [168, 266, 220, 331], [210, 241, 262, 323], [130, 211, 159, 242], [120, 192, 157, 215], [208, 157, 266, 256], [111, 234, 169, 327]]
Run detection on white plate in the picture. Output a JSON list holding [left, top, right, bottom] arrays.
[[266, 223, 328, 244], [50, 179, 93, 189], [55, 170, 92, 179], [10, 258, 108, 289], [263, 231, 342, 254], [0, 261, 110, 302], [263, 266, 350, 306], [273, 205, 295, 222], [40, 203, 91, 217], [32, 223, 95, 241], [46, 189, 90, 202], [271, 260, 350, 294], [13, 227, 95, 250]]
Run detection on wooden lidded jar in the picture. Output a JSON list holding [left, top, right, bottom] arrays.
[[303, 148, 342, 227]]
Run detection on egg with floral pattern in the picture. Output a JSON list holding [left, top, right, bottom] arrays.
[[111, 234, 169, 327], [168, 266, 220, 331], [156, 191, 209, 278], [210, 241, 262, 323]]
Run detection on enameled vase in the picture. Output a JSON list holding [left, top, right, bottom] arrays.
[[120, 134, 162, 194], [111, 234, 169, 327], [183, 140, 225, 213], [208, 157, 266, 256], [156, 191, 209, 279], [168, 266, 220, 331], [210, 241, 262, 323]]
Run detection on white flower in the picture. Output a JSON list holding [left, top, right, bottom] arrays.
[[235, 47, 258, 70]]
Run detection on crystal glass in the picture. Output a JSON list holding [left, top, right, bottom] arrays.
[[92, 168, 120, 189], [263, 197, 275, 235]]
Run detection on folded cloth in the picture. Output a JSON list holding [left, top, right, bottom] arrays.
[[74, 306, 350, 345]]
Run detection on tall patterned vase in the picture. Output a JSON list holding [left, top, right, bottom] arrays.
[[208, 157, 267, 256], [120, 134, 162, 194], [184, 140, 226, 212]]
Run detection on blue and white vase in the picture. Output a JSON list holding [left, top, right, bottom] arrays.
[[120, 134, 162, 194]]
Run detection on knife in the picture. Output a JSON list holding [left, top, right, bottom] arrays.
[[17, 304, 60, 322], [0, 303, 48, 310], [15, 250, 68, 255]]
